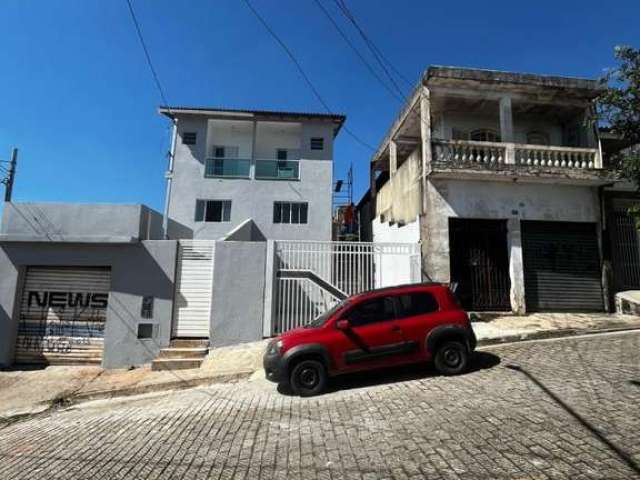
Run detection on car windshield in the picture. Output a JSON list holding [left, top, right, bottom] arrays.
[[305, 298, 349, 328]]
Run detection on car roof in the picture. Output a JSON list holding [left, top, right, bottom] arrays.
[[348, 282, 448, 302]]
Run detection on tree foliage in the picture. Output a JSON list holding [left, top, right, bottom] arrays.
[[598, 46, 640, 187]]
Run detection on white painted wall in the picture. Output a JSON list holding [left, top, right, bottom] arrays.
[[372, 216, 421, 288], [168, 115, 335, 241]]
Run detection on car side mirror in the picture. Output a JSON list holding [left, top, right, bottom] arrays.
[[336, 319, 351, 331]]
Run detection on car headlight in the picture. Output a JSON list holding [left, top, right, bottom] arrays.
[[268, 339, 283, 355]]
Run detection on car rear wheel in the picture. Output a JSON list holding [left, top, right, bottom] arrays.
[[434, 340, 469, 375], [290, 359, 327, 397]]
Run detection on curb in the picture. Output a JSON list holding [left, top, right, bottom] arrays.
[[0, 370, 255, 427], [476, 325, 640, 347], [70, 370, 255, 403]]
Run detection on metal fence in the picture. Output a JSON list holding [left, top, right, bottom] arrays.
[[266, 240, 421, 335]]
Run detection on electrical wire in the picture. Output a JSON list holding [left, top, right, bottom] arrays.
[[312, 0, 404, 103], [242, 0, 375, 152], [125, 0, 171, 109], [332, 0, 408, 99]]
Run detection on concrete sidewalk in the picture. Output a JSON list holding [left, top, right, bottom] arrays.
[[2, 313, 640, 423]]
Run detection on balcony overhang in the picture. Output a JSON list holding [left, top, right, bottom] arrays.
[[429, 162, 618, 186]]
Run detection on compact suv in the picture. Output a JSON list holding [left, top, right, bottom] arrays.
[[263, 283, 476, 396]]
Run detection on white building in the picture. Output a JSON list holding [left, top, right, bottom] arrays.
[[159, 107, 345, 241], [364, 66, 621, 314]]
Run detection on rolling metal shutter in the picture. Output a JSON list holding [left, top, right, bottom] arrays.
[[172, 241, 214, 338], [15, 267, 110, 365], [522, 221, 603, 311]]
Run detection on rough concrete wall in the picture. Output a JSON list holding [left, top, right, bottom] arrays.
[[168, 115, 333, 241], [421, 178, 600, 311], [0, 241, 177, 369], [1, 202, 164, 242], [0, 246, 22, 367], [210, 241, 266, 347]]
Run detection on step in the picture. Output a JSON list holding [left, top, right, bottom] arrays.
[[151, 358, 204, 371], [615, 291, 640, 315], [169, 339, 209, 349], [158, 348, 208, 359]]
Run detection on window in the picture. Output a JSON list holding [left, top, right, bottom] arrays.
[[310, 137, 324, 150], [182, 132, 197, 145], [212, 145, 239, 158], [470, 129, 500, 142], [195, 200, 231, 222], [273, 202, 308, 224], [397, 292, 439, 319], [276, 149, 288, 160], [526, 131, 550, 146], [347, 296, 396, 327]]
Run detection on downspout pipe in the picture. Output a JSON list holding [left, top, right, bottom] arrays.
[[162, 118, 178, 239]]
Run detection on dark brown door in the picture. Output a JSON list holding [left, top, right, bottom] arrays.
[[449, 219, 511, 311]]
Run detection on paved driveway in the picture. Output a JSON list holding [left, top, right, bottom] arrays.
[[1, 331, 639, 479]]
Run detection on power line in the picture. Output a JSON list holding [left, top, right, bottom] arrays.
[[332, 0, 407, 99], [125, 0, 170, 108], [333, 0, 414, 97], [312, 0, 404, 103], [241, 0, 375, 152]]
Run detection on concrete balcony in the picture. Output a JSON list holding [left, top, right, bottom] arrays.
[[431, 139, 615, 185]]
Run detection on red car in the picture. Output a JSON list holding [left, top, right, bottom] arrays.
[[263, 283, 476, 396]]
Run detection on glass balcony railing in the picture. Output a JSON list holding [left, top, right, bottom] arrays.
[[254, 159, 300, 180], [205, 158, 251, 178]]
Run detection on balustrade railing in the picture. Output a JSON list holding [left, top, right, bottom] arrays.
[[432, 140, 601, 170], [433, 140, 507, 166], [514, 145, 597, 169]]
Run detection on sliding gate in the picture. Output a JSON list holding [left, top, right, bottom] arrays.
[[266, 240, 421, 335]]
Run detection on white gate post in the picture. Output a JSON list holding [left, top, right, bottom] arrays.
[[262, 239, 277, 337]]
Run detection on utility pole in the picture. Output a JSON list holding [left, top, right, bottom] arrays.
[[2, 148, 18, 202]]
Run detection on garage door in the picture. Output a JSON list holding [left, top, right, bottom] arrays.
[[15, 267, 110, 365], [522, 221, 603, 311]]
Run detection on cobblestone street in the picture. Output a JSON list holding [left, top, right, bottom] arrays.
[[1, 331, 639, 479]]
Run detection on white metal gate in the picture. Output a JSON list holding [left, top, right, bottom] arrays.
[[15, 266, 110, 365], [266, 241, 421, 335], [172, 240, 215, 338]]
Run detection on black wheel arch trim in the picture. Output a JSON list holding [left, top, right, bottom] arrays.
[[282, 344, 333, 374], [426, 324, 476, 354]]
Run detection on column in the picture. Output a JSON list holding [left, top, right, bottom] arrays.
[[420, 86, 431, 215], [499, 96, 514, 143], [507, 217, 526, 314]]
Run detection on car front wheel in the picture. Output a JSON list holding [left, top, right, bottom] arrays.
[[290, 359, 327, 396], [434, 340, 469, 375]]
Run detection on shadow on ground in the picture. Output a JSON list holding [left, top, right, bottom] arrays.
[[278, 351, 501, 396]]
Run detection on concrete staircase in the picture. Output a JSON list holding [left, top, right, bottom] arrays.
[[151, 339, 209, 371]]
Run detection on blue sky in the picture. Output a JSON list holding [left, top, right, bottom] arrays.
[[1, 0, 638, 214]]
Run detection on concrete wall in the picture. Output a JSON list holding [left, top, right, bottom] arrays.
[[0, 241, 177, 369], [433, 111, 564, 146], [1, 202, 165, 242], [210, 241, 266, 347], [420, 178, 600, 312], [168, 115, 334, 241]]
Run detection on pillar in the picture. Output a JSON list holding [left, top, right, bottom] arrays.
[[507, 217, 526, 314], [499, 96, 514, 143]]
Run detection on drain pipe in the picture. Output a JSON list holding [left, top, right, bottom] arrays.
[[162, 118, 178, 239]]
